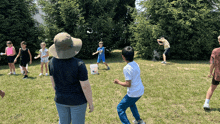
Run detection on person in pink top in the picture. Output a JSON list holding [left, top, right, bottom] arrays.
[[203, 35, 220, 110], [0, 41, 16, 75]]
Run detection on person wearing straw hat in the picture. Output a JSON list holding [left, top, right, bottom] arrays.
[[48, 32, 94, 124]]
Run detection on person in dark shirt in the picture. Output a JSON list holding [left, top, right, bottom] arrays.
[[14, 41, 32, 79], [48, 32, 94, 124]]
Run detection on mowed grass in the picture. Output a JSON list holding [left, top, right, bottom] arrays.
[[0, 50, 220, 124]]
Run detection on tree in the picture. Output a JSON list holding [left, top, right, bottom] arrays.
[[38, 0, 135, 59], [131, 0, 220, 60], [0, 0, 40, 64]]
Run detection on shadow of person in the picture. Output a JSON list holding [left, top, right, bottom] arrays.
[[204, 108, 220, 113]]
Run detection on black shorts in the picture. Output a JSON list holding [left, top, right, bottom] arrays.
[[20, 60, 29, 67], [8, 56, 15, 63], [163, 48, 170, 56], [212, 77, 220, 85]]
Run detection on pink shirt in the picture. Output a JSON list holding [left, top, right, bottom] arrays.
[[210, 48, 220, 81], [6, 47, 14, 56]]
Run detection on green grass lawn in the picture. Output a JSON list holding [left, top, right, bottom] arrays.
[[0, 50, 220, 124]]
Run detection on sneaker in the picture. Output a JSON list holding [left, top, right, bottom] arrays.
[[161, 61, 166, 64], [8, 72, 12, 75], [13, 72, 16, 75], [203, 103, 210, 110], [39, 73, 43, 76], [45, 73, 48, 76], [23, 75, 28, 79], [133, 119, 146, 124], [107, 66, 110, 70]]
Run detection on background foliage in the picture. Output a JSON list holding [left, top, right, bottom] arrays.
[[0, 0, 41, 64], [38, 0, 135, 59], [131, 0, 220, 60]]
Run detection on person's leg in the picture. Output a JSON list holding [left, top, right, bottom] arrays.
[[206, 84, 218, 100], [70, 103, 87, 124], [8, 63, 12, 73], [11, 63, 16, 73], [129, 96, 142, 122], [22, 66, 28, 75], [117, 94, 141, 124], [45, 62, 48, 74], [102, 56, 110, 69], [204, 77, 219, 109], [55, 102, 71, 124], [41, 62, 44, 74], [163, 54, 166, 62]]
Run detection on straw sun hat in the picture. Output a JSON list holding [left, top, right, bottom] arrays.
[[49, 32, 82, 59]]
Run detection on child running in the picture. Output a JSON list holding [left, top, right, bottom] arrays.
[[203, 35, 220, 110], [92, 41, 110, 70], [34, 42, 49, 76], [14, 41, 32, 79], [114, 46, 145, 124], [0, 41, 16, 75], [157, 37, 170, 64]]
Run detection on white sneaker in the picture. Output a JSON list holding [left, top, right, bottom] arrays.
[[161, 61, 164, 63], [39, 73, 43, 76], [161, 61, 166, 64], [13, 72, 16, 75], [203, 103, 210, 110], [133, 120, 146, 124], [45, 73, 48, 76]]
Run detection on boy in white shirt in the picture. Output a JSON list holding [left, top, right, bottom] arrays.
[[114, 46, 145, 124], [34, 42, 49, 76]]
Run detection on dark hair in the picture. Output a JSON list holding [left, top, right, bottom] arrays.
[[6, 41, 12, 44], [122, 46, 134, 62], [21, 41, 27, 45]]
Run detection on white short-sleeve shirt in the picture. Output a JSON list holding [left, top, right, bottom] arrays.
[[40, 48, 49, 60], [123, 61, 144, 97]]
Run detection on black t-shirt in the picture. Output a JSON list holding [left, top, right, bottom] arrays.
[[48, 57, 88, 105], [20, 48, 30, 62]]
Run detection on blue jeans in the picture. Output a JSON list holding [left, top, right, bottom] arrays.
[[117, 94, 142, 124], [55, 102, 87, 124]]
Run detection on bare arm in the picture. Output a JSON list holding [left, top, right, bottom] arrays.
[[14, 48, 21, 63], [92, 51, 99, 55], [208, 64, 215, 78], [80, 80, 94, 113], [50, 76, 56, 91], [28, 49, 32, 64], [114, 79, 131, 87], [35, 52, 41, 59], [157, 39, 163, 45]]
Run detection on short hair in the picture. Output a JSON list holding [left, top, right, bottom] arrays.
[[218, 35, 220, 40], [21, 41, 27, 45], [41, 42, 46, 46], [122, 46, 134, 62], [99, 41, 103, 44], [6, 41, 12, 44]]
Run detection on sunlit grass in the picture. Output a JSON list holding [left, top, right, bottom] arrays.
[[0, 50, 219, 124]]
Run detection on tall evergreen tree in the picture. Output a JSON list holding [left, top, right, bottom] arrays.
[[131, 0, 220, 60], [39, 0, 135, 59], [0, 0, 40, 64]]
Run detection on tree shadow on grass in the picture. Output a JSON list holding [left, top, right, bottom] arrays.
[[0, 74, 4, 76]]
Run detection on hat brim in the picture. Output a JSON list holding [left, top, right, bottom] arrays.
[[49, 37, 82, 59]]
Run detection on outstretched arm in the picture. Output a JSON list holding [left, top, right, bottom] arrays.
[[92, 51, 99, 55], [14, 48, 21, 63]]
